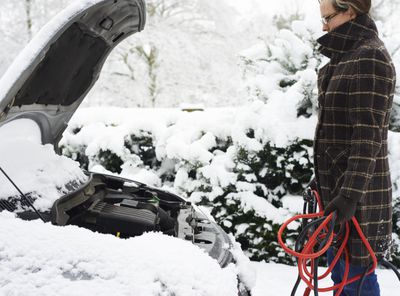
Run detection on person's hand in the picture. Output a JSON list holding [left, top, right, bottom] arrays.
[[324, 195, 357, 222]]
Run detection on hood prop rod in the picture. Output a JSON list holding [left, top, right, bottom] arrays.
[[0, 166, 45, 222]]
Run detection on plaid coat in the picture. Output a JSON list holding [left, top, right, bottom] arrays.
[[314, 14, 396, 266]]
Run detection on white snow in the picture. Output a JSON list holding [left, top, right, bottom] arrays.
[[63, 103, 315, 162], [0, 211, 398, 296], [0, 212, 240, 296], [0, 119, 87, 211], [0, 0, 399, 294], [250, 261, 399, 295]]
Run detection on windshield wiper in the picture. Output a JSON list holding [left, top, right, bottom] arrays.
[[0, 166, 45, 222]]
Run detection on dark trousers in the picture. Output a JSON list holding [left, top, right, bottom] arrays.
[[327, 248, 380, 296]]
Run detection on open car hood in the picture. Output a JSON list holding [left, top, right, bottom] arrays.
[[0, 0, 145, 146]]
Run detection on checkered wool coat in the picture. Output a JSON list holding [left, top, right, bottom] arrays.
[[314, 14, 396, 266]]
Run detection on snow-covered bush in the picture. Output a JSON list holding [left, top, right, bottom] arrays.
[[206, 139, 314, 263]]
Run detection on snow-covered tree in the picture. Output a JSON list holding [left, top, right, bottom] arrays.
[[240, 16, 322, 119], [83, 0, 245, 108], [0, 0, 71, 74]]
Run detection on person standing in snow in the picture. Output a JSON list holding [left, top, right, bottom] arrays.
[[311, 0, 396, 295]]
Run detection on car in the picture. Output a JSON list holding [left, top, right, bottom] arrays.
[[0, 0, 250, 295]]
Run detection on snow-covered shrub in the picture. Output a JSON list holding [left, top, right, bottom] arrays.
[[205, 139, 314, 263]]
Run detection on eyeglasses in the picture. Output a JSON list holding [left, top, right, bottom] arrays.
[[321, 12, 340, 25]]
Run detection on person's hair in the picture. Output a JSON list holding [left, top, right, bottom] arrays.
[[330, 0, 371, 14]]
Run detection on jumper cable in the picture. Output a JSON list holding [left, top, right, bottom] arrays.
[[278, 189, 381, 295]]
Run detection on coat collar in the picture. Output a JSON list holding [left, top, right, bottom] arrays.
[[317, 14, 378, 59]]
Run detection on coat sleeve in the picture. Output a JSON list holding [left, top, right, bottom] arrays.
[[339, 48, 395, 203]]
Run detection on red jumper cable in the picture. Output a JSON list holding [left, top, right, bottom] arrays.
[[278, 189, 381, 295]]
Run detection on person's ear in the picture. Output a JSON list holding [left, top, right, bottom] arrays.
[[347, 7, 357, 20]]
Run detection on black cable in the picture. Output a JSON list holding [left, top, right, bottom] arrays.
[[313, 212, 337, 296], [356, 262, 373, 296], [292, 203, 314, 296], [291, 275, 302, 296], [295, 217, 326, 251], [313, 253, 320, 296], [292, 195, 314, 296], [292, 190, 318, 296], [292, 205, 307, 296], [292, 188, 337, 296], [355, 252, 400, 295], [379, 259, 400, 281], [311, 190, 318, 214], [294, 217, 325, 295], [0, 166, 45, 222]]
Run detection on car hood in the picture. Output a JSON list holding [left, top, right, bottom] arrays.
[[0, 0, 145, 146]]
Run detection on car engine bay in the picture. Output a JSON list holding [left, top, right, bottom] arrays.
[[50, 173, 234, 267]]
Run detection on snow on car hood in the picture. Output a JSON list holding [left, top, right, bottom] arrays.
[[0, 119, 87, 211], [0, 0, 145, 146], [0, 212, 239, 296]]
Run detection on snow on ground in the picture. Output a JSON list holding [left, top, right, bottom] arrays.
[[1, 211, 399, 296], [0, 212, 239, 296], [0, 119, 87, 211], [251, 261, 399, 295]]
